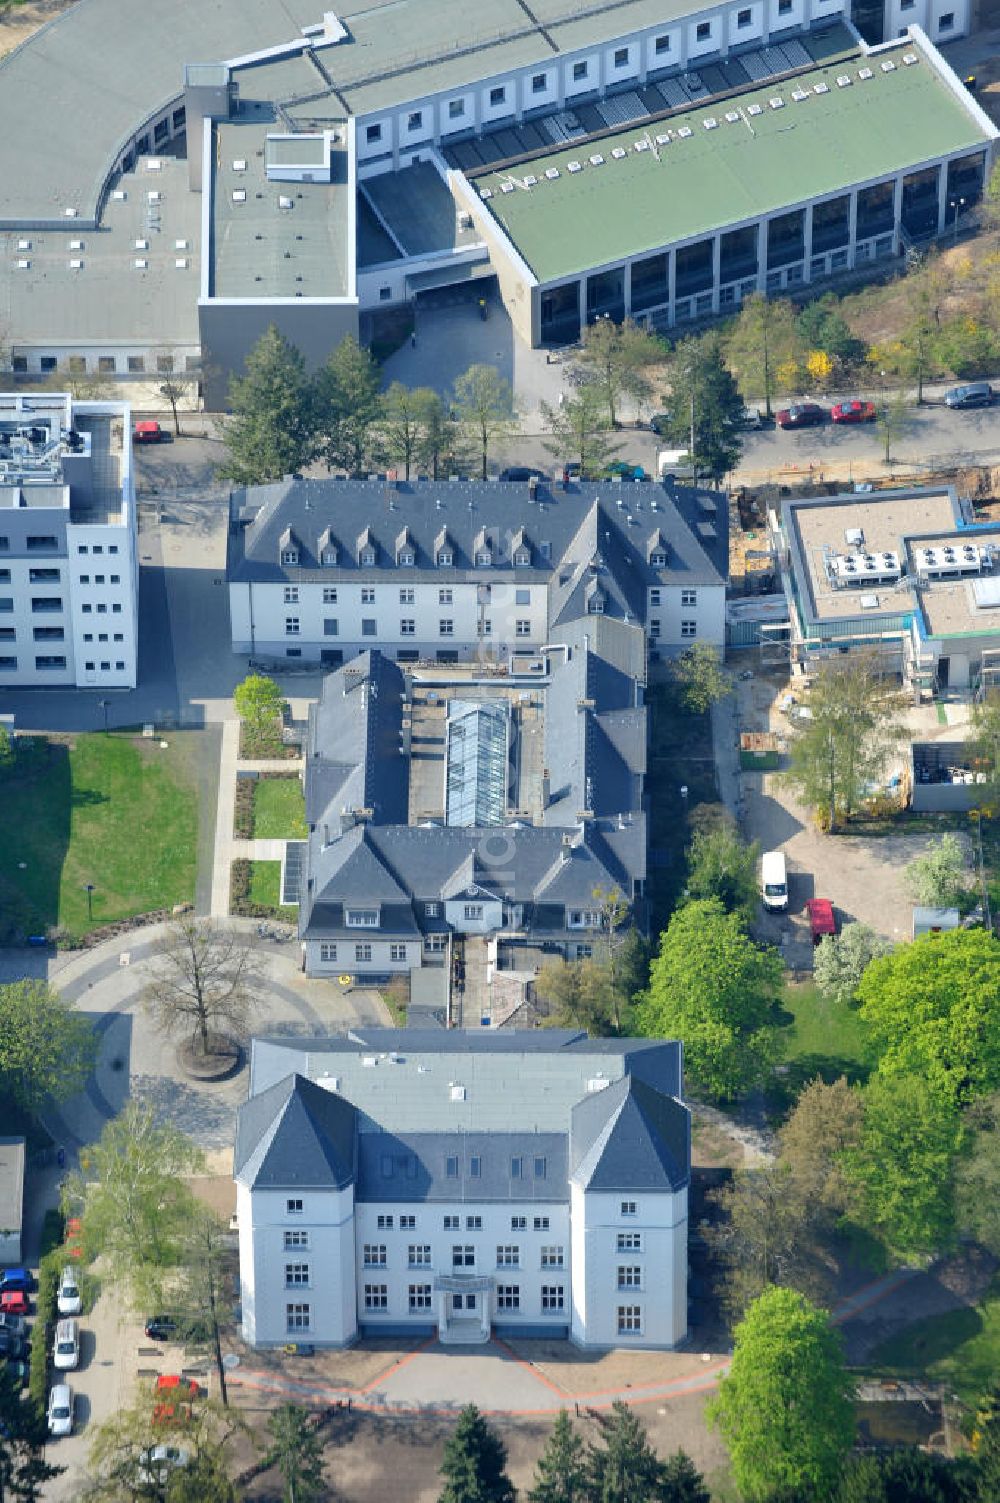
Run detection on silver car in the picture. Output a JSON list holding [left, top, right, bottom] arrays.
[[47, 1383, 74, 1437]]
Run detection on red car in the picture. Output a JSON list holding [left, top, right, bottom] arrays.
[[806, 898, 837, 945], [775, 402, 826, 429], [0, 1291, 29, 1316], [831, 399, 876, 424], [153, 1374, 200, 1425]]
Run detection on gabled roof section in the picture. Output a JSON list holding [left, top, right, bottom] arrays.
[[571, 1075, 689, 1193], [234, 1073, 356, 1191], [309, 823, 410, 905], [306, 651, 408, 828]]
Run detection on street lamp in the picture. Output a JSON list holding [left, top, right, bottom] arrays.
[[83, 883, 95, 921], [97, 698, 109, 734], [950, 196, 966, 245]]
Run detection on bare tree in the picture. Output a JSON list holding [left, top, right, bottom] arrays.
[[143, 919, 261, 1059], [156, 361, 196, 437]]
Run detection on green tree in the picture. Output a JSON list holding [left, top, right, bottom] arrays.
[[540, 384, 622, 478], [845, 1074, 961, 1258], [65, 1102, 203, 1302], [671, 642, 729, 715], [904, 833, 968, 909], [84, 1390, 247, 1503], [586, 1400, 693, 1503], [233, 673, 283, 734], [874, 386, 912, 466], [314, 334, 383, 475], [974, 1381, 1000, 1502], [969, 690, 1000, 797], [813, 924, 891, 1008], [796, 296, 865, 368], [0, 978, 96, 1112], [0, 723, 14, 768], [708, 1162, 832, 1319], [268, 1404, 326, 1503], [452, 364, 517, 480], [784, 652, 904, 832], [708, 1287, 855, 1503], [662, 335, 744, 482], [380, 380, 427, 480], [142, 918, 261, 1061], [574, 317, 659, 427], [955, 1094, 1000, 1255], [639, 899, 782, 1099], [0, 1361, 62, 1501], [535, 955, 636, 1036], [857, 928, 1000, 1104], [724, 294, 801, 416], [217, 326, 317, 485], [527, 1409, 587, 1503], [439, 1406, 515, 1503], [172, 1202, 237, 1407], [778, 1076, 866, 1224], [839, 1449, 977, 1502], [685, 817, 760, 922], [415, 389, 462, 479]]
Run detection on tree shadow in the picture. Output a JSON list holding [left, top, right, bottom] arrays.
[[0, 740, 70, 940], [71, 788, 109, 808]]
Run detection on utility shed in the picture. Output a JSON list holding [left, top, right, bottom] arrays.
[[0, 1137, 26, 1264]]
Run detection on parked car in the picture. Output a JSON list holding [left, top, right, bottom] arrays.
[[761, 850, 789, 912], [47, 1383, 74, 1438], [153, 1374, 200, 1425], [945, 382, 993, 409], [132, 419, 171, 443], [65, 1217, 84, 1261], [775, 402, 826, 429], [1, 1355, 28, 1386], [53, 1318, 79, 1371], [806, 897, 837, 945], [0, 1312, 28, 1339], [0, 1269, 31, 1294], [57, 1268, 82, 1317], [739, 405, 774, 430], [0, 1291, 28, 1317], [137, 1444, 191, 1484], [0, 1331, 28, 1361], [649, 411, 672, 435], [144, 1315, 178, 1342], [498, 466, 546, 482], [602, 460, 647, 481], [831, 399, 876, 424]]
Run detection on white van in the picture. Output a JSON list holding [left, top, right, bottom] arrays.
[[761, 850, 788, 912]]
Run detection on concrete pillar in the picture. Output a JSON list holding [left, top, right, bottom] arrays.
[[667, 248, 676, 326], [711, 234, 722, 313], [438, 1290, 448, 1339], [892, 171, 904, 250], [937, 160, 950, 237], [802, 203, 815, 283], [578, 277, 587, 332], [623, 260, 633, 318], [847, 189, 858, 267]]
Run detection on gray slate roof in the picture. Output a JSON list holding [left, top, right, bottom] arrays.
[[306, 652, 408, 826], [234, 1073, 355, 1191], [355, 1131, 567, 1203], [571, 1075, 689, 1193]]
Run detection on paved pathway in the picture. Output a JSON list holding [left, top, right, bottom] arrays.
[[211, 719, 241, 916]]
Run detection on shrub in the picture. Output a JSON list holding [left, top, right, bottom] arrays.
[[229, 858, 274, 919], [233, 777, 254, 839], [39, 1208, 65, 1260]]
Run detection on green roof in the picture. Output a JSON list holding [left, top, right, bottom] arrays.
[[475, 40, 993, 285]]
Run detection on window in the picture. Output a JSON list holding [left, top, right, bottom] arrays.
[[939, 10, 955, 25], [128, 355, 145, 374], [621, 1201, 637, 1217], [541, 1285, 564, 1311], [26, 536, 58, 551], [696, 20, 711, 39], [364, 1285, 388, 1310], [97, 604, 107, 614], [649, 620, 661, 640], [108, 545, 118, 555], [534, 1157, 546, 1179], [287, 1199, 303, 1215], [114, 633, 124, 643], [515, 620, 531, 637], [399, 587, 414, 604], [94, 575, 105, 585], [323, 586, 338, 603], [355, 943, 372, 962], [681, 620, 696, 638], [286, 1303, 310, 1331], [363, 1244, 387, 1266], [83, 634, 93, 643], [569, 909, 601, 928], [497, 1285, 520, 1310], [466, 1215, 482, 1231], [408, 111, 423, 131], [439, 619, 454, 635], [489, 86, 506, 107], [115, 660, 125, 671], [464, 904, 483, 920], [425, 901, 441, 917], [618, 1305, 642, 1334], [655, 32, 672, 54], [281, 549, 298, 567], [478, 619, 492, 638], [361, 587, 375, 604], [438, 550, 453, 567], [447, 1155, 459, 1178], [409, 1244, 431, 1266], [322, 547, 338, 566], [681, 589, 697, 607], [737, 6, 752, 23], [617, 1232, 642, 1251], [0, 571, 7, 584], [366, 123, 383, 144], [0, 628, 13, 640], [283, 586, 299, 604], [475, 549, 491, 567], [33, 627, 64, 641], [511, 1216, 527, 1231], [284, 1230, 309, 1250], [377, 1214, 394, 1229], [618, 1266, 642, 1288], [400, 620, 415, 636], [400, 1214, 416, 1229], [32, 597, 61, 614], [35, 655, 66, 670], [425, 934, 446, 953], [361, 548, 376, 567], [470, 1156, 481, 1178], [532, 72, 547, 93], [390, 943, 407, 962], [449, 99, 465, 119], [614, 46, 629, 66], [319, 942, 338, 962], [0, 600, 12, 614], [39, 356, 57, 374], [285, 617, 300, 636], [588, 596, 605, 615], [362, 618, 377, 637], [452, 1245, 474, 1268], [439, 588, 453, 604], [285, 1262, 310, 1286], [541, 1246, 564, 1267], [324, 619, 339, 636], [409, 1284, 432, 1310], [347, 908, 379, 927], [29, 569, 60, 583], [443, 1215, 459, 1229], [112, 604, 122, 614], [534, 1216, 550, 1231], [573, 60, 588, 81], [110, 574, 120, 584], [777, 0, 792, 10]]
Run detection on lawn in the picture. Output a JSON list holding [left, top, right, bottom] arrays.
[[247, 860, 298, 923], [867, 1278, 1000, 1413], [0, 733, 198, 941], [771, 980, 873, 1108], [252, 777, 307, 839]]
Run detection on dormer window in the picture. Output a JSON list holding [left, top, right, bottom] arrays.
[[321, 548, 337, 566], [281, 548, 299, 566], [437, 549, 453, 567], [650, 550, 667, 567], [346, 907, 380, 927], [514, 549, 530, 567], [399, 549, 415, 566], [361, 547, 376, 567], [476, 550, 491, 567], [589, 594, 605, 614]]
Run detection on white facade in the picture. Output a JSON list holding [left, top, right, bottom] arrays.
[[0, 395, 138, 689]]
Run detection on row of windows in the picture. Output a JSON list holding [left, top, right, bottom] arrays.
[[0, 654, 67, 671], [84, 660, 127, 672], [650, 619, 697, 639], [11, 354, 194, 376], [359, 1283, 567, 1313], [0, 626, 65, 642], [284, 1202, 643, 1230], [361, 1243, 565, 1269], [649, 588, 698, 607], [320, 941, 408, 963], [282, 546, 533, 570], [294, 617, 534, 639], [283, 586, 534, 606], [77, 544, 119, 555]]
